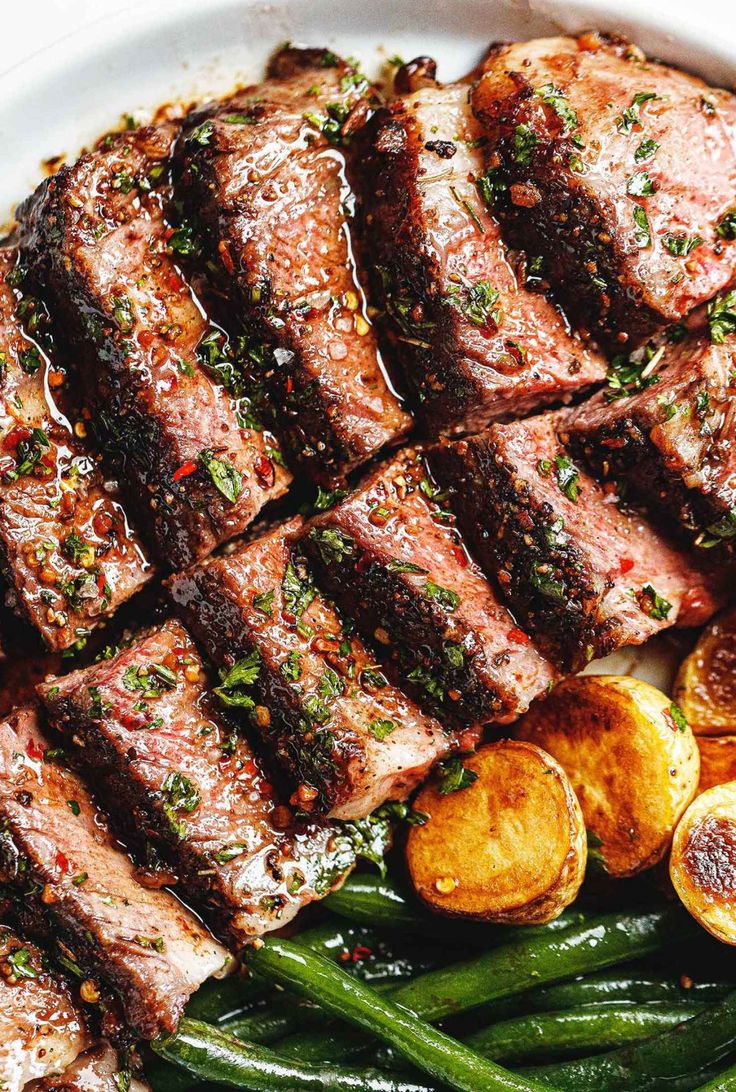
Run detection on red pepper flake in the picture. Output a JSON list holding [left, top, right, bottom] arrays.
[[55, 851, 70, 875], [137, 329, 155, 350], [173, 460, 198, 482], [285, 377, 294, 394], [97, 573, 107, 595], [451, 545, 468, 569], [92, 510, 114, 538], [254, 454, 275, 488], [218, 240, 235, 275], [25, 739, 44, 761], [350, 944, 373, 963], [3, 425, 31, 452], [507, 627, 530, 645], [619, 557, 635, 575]]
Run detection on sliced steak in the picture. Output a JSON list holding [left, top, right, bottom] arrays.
[[0, 705, 229, 1039], [0, 925, 91, 1092], [565, 331, 736, 551], [39, 618, 351, 942], [0, 247, 151, 649], [18, 125, 290, 571], [31, 1043, 150, 1092], [301, 448, 558, 724], [173, 46, 411, 484], [430, 410, 723, 670], [167, 518, 450, 818], [471, 34, 736, 350], [360, 68, 605, 435]]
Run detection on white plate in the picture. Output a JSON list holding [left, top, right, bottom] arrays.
[[0, 0, 731, 691]]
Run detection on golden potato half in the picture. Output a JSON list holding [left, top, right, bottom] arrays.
[[674, 606, 736, 735], [671, 781, 736, 945], [699, 737, 736, 793], [515, 675, 700, 877], [406, 740, 586, 924]]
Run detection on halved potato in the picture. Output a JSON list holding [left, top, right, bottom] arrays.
[[406, 740, 586, 924], [674, 606, 736, 735], [515, 675, 700, 877], [671, 781, 736, 944], [698, 737, 736, 792]]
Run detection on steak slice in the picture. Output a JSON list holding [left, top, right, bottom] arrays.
[[360, 67, 605, 435], [429, 410, 723, 670], [32, 1043, 150, 1092], [167, 518, 450, 818], [565, 331, 736, 551], [39, 618, 351, 942], [301, 448, 558, 724], [0, 925, 91, 1092], [471, 34, 736, 350], [0, 705, 229, 1039], [0, 247, 151, 650], [173, 46, 411, 485], [18, 124, 290, 571]]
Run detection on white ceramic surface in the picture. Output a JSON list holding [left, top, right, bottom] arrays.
[[1, 0, 731, 691]]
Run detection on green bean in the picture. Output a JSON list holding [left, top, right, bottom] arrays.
[[467, 972, 732, 1023], [152, 1018, 435, 1091], [250, 938, 549, 1092], [694, 1061, 736, 1090], [275, 905, 699, 1064], [325, 874, 589, 942], [464, 1004, 706, 1063], [527, 988, 736, 1090]]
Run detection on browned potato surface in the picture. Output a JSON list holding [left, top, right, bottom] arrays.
[[406, 740, 586, 924], [515, 675, 699, 877], [698, 736, 736, 792], [674, 606, 736, 735], [671, 781, 736, 945]]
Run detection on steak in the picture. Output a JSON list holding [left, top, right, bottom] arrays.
[[429, 410, 723, 670], [0, 705, 229, 1039], [32, 1043, 150, 1092], [0, 925, 91, 1092], [301, 448, 558, 724], [167, 518, 450, 818], [565, 329, 736, 551], [18, 124, 290, 571], [39, 618, 352, 942], [0, 247, 151, 650], [360, 66, 605, 435], [471, 34, 736, 350], [173, 46, 411, 484]]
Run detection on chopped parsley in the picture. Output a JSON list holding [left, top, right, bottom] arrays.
[[535, 83, 578, 133], [168, 223, 198, 257], [512, 123, 538, 165], [252, 589, 275, 617], [716, 208, 736, 241], [605, 346, 661, 400], [280, 651, 302, 682], [308, 527, 355, 567], [438, 756, 478, 795], [198, 449, 242, 503], [634, 137, 659, 162], [367, 718, 396, 740], [626, 172, 655, 196], [444, 280, 501, 329], [663, 233, 703, 257], [699, 507, 736, 548], [6, 947, 39, 980], [632, 205, 651, 248], [162, 771, 200, 837], [669, 703, 688, 733], [188, 120, 214, 146], [617, 91, 659, 133], [424, 580, 460, 611], [313, 486, 347, 511], [554, 454, 581, 502], [707, 290, 736, 344], [215, 843, 247, 864], [637, 584, 672, 620], [214, 649, 261, 709], [386, 559, 428, 574]]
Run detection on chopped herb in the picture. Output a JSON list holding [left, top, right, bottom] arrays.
[[215, 843, 247, 864], [318, 668, 344, 701], [198, 449, 242, 503], [188, 120, 214, 146], [67, 799, 80, 816], [302, 693, 332, 725], [406, 664, 444, 702], [534, 83, 578, 133], [605, 347, 660, 400], [444, 642, 465, 669], [386, 559, 428, 574], [554, 454, 581, 502], [512, 123, 538, 165], [19, 346, 42, 374], [281, 559, 316, 627], [448, 185, 485, 234], [308, 527, 355, 567], [367, 718, 396, 740], [135, 935, 166, 952], [7, 428, 50, 480], [62, 531, 94, 566], [313, 486, 347, 511], [626, 172, 655, 196], [637, 584, 672, 620], [663, 233, 703, 257], [162, 771, 200, 837], [253, 589, 275, 617], [360, 667, 387, 690], [694, 388, 711, 420], [708, 290, 736, 344], [168, 223, 198, 257], [6, 947, 39, 980], [215, 649, 261, 708], [444, 280, 501, 329], [476, 166, 507, 207], [88, 686, 110, 719], [716, 208, 736, 241], [122, 663, 176, 699], [111, 295, 134, 334], [699, 507, 736, 548], [634, 137, 659, 162], [632, 205, 651, 248], [280, 651, 302, 682], [529, 564, 565, 601], [221, 112, 258, 125], [424, 580, 460, 611], [112, 170, 136, 193], [438, 756, 478, 795], [669, 703, 688, 732], [113, 1072, 131, 1092], [617, 91, 659, 133]]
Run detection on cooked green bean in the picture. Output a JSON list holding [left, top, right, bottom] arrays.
[[250, 938, 549, 1091], [527, 989, 736, 1090], [275, 905, 699, 1064], [152, 1018, 435, 1091], [694, 1061, 736, 1090]]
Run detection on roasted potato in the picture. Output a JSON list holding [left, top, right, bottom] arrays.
[[674, 606, 736, 735], [698, 736, 736, 792], [670, 781, 736, 945], [515, 675, 700, 877], [406, 740, 586, 924]]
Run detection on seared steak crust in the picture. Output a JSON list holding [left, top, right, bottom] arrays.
[[430, 411, 723, 670], [472, 34, 736, 350], [39, 618, 350, 942], [0, 925, 90, 1092], [173, 46, 411, 484], [0, 248, 151, 649], [302, 448, 558, 724], [360, 73, 605, 434], [565, 333, 736, 550], [167, 518, 449, 819], [0, 705, 228, 1039], [18, 125, 290, 571]]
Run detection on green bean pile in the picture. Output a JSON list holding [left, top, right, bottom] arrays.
[[148, 875, 736, 1091]]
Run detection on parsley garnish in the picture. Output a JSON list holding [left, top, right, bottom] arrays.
[[6, 947, 39, 980], [535, 83, 578, 133], [424, 580, 460, 611], [215, 649, 261, 709], [198, 449, 242, 503], [632, 205, 651, 248], [708, 290, 736, 344], [368, 718, 396, 740], [637, 584, 672, 620], [512, 123, 538, 165], [438, 756, 478, 795], [253, 589, 275, 617], [554, 454, 581, 502], [308, 527, 355, 567], [626, 172, 655, 196], [663, 233, 703, 257], [634, 137, 659, 162], [716, 208, 736, 241], [617, 91, 659, 133], [188, 120, 214, 146], [162, 771, 200, 838], [444, 280, 501, 329]]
